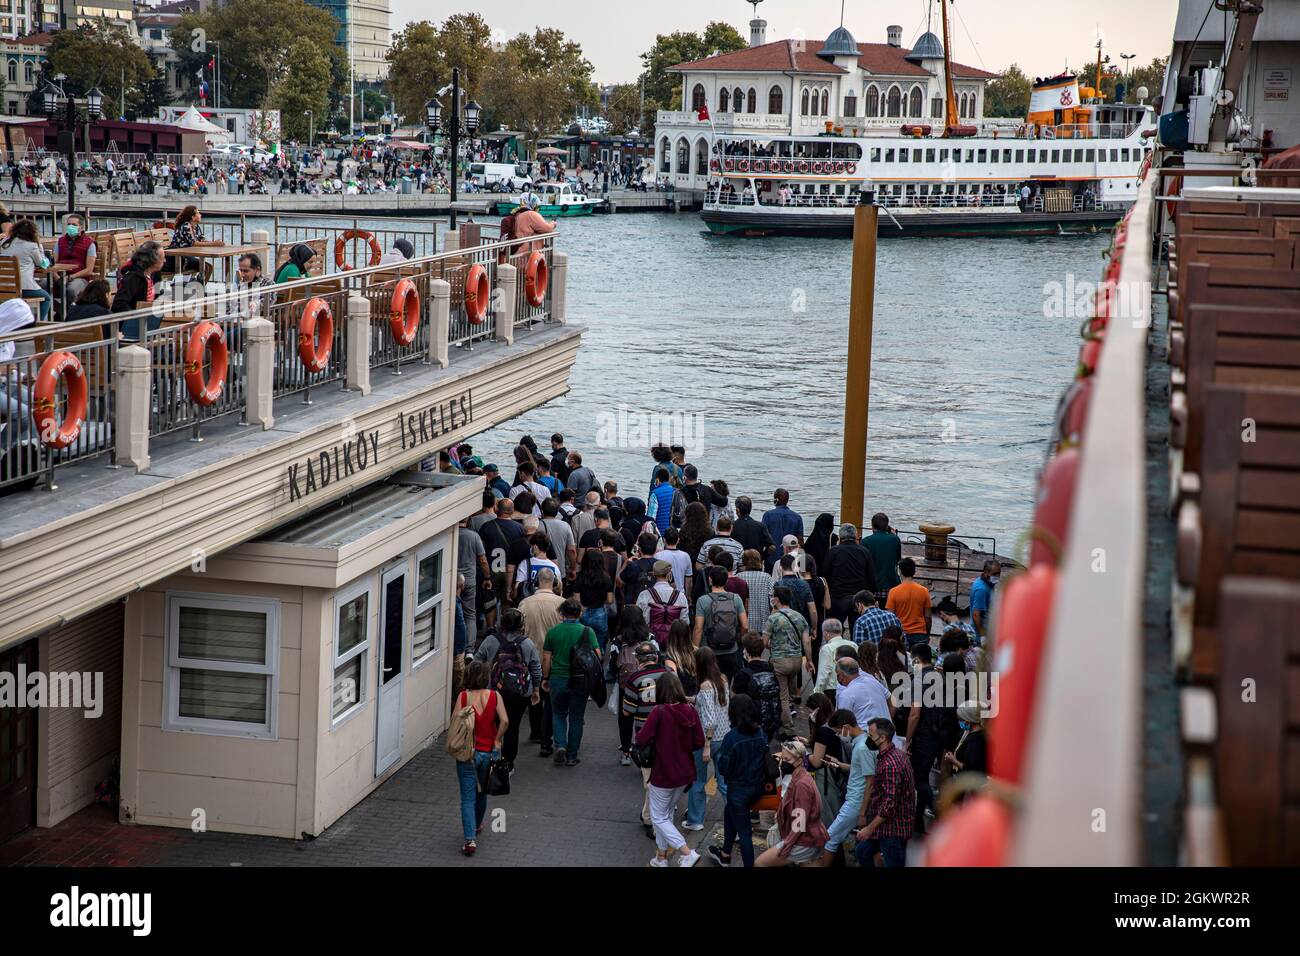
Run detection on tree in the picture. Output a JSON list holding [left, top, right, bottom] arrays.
[[271, 37, 331, 142], [604, 82, 643, 135], [362, 89, 387, 123], [984, 64, 1031, 118], [640, 22, 745, 111], [171, 0, 344, 112], [47, 20, 155, 120], [386, 13, 493, 126], [476, 28, 595, 142], [131, 56, 174, 120]]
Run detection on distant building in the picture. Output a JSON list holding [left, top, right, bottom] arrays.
[[0, 34, 51, 116], [306, 0, 390, 82], [136, 0, 200, 102], [57, 0, 136, 30]]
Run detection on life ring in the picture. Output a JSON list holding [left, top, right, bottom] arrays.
[[724, 159, 734, 172], [921, 795, 1014, 866], [1042, 126, 1055, 139], [1077, 336, 1103, 379], [833, 161, 844, 174], [753, 159, 766, 173], [333, 229, 382, 271], [847, 162, 857, 174], [297, 297, 334, 373], [812, 161, 824, 174], [464, 263, 490, 325], [1029, 448, 1080, 567], [987, 563, 1058, 785], [183, 320, 228, 406], [798, 160, 809, 174], [1055, 375, 1094, 447], [524, 252, 548, 307], [389, 278, 420, 346], [738, 159, 750, 172], [30, 351, 86, 450], [709, 159, 718, 171]]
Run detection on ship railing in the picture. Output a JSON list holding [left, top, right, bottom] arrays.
[[1021, 122, 1137, 141], [896, 533, 999, 607], [0, 232, 557, 493], [876, 192, 1020, 209]]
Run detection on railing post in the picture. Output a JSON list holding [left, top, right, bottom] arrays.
[[551, 250, 568, 325], [244, 318, 275, 429], [346, 293, 371, 395], [443, 229, 460, 253], [495, 263, 516, 345], [250, 227, 271, 269], [115, 344, 151, 473], [429, 278, 450, 368]]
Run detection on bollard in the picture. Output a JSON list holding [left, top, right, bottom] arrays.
[[115, 344, 151, 473], [919, 522, 956, 566], [495, 263, 517, 346], [551, 251, 568, 325], [346, 294, 371, 396], [244, 318, 275, 429], [429, 278, 450, 368], [442, 229, 460, 253]]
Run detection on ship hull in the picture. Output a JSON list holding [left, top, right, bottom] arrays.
[[701, 207, 1126, 238]]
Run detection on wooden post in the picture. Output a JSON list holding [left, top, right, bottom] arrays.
[[839, 192, 878, 530]]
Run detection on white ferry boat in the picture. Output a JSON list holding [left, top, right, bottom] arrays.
[[493, 181, 602, 217]]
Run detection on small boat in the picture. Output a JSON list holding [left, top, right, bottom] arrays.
[[493, 181, 602, 217]]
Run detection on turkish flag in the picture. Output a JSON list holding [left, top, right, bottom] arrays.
[[696, 104, 710, 121], [208, 58, 215, 70]]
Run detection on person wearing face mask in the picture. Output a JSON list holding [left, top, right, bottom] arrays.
[[755, 740, 829, 867], [968, 560, 1001, 640], [50, 214, 97, 307], [940, 701, 987, 789], [852, 717, 915, 867], [819, 708, 875, 866]]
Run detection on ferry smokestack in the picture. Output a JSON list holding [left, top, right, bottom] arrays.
[[887, 25, 902, 47], [750, 17, 767, 47]]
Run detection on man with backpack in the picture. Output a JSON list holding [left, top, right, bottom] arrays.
[[542, 599, 601, 767], [619, 532, 660, 605], [635, 561, 688, 646], [474, 608, 543, 770], [519, 568, 565, 755], [692, 566, 748, 680], [732, 633, 783, 742], [763, 585, 814, 739]]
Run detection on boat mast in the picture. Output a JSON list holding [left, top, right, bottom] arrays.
[[939, 0, 959, 135]]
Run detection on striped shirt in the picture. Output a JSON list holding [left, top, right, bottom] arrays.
[[697, 535, 744, 569]]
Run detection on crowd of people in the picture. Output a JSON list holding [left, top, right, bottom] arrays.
[[440, 434, 998, 865]]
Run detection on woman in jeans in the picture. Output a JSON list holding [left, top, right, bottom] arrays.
[[454, 660, 507, 857], [635, 671, 705, 867], [472, 609, 542, 771], [708, 693, 769, 867], [574, 548, 613, 650], [756, 740, 831, 867], [685, 646, 730, 831]]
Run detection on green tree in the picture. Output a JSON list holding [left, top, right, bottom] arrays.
[[477, 29, 595, 142], [604, 82, 644, 135], [1072, 53, 1167, 103], [386, 13, 493, 126], [131, 56, 174, 120], [362, 89, 388, 122], [47, 20, 155, 120], [640, 21, 745, 113], [984, 64, 1032, 117], [171, 0, 345, 112], [271, 37, 331, 142]]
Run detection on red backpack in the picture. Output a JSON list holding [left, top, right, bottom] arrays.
[[646, 585, 680, 645]]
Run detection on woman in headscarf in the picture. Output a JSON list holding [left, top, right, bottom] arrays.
[[378, 237, 415, 265], [804, 513, 837, 575], [274, 242, 315, 283]]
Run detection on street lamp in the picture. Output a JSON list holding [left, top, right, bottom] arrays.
[[42, 77, 99, 216], [426, 69, 481, 230], [303, 109, 314, 149], [1120, 53, 1136, 101]]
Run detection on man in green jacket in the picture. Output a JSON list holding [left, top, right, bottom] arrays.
[[864, 513, 902, 605]]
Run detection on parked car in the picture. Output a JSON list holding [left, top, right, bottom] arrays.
[[468, 162, 532, 192]]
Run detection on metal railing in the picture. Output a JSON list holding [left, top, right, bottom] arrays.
[[0, 230, 553, 493], [510, 246, 553, 331], [897, 533, 999, 606]]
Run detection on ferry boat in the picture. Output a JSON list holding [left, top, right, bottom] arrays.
[[493, 181, 602, 217], [697, 3, 1157, 237]]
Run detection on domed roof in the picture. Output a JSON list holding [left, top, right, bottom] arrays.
[[818, 25, 859, 59], [905, 30, 944, 61]]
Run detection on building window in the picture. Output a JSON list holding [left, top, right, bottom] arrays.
[[164, 593, 280, 739], [801, 88, 810, 116], [332, 578, 371, 724], [746, 88, 756, 113], [676, 137, 689, 173], [768, 84, 783, 114], [886, 86, 901, 117], [931, 96, 943, 118], [690, 84, 706, 111], [659, 136, 670, 172], [412, 542, 445, 667], [909, 86, 923, 117], [820, 90, 829, 116], [5, 60, 14, 84], [23, 61, 31, 84], [733, 87, 743, 113], [843, 94, 856, 117], [720, 88, 730, 113], [864, 85, 879, 117]]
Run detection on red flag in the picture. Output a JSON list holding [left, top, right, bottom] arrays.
[[696, 104, 710, 121], [208, 57, 215, 70]]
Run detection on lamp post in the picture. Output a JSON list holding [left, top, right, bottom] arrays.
[[1120, 53, 1136, 101], [304, 109, 314, 149], [426, 67, 481, 231], [43, 78, 102, 216]]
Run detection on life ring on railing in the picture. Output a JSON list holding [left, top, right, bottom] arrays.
[[389, 278, 420, 346], [724, 159, 734, 172], [1166, 175, 1183, 221], [987, 563, 1058, 785], [738, 159, 750, 172], [753, 159, 766, 173], [524, 252, 548, 307], [922, 795, 1014, 866], [297, 297, 334, 373], [798, 160, 809, 174], [709, 159, 719, 171], [847, 162, 857, 175], [333, 229, 382, 271], [1055, 375, 1094, 447], [1076, 336, 1103, 379], [1029, 447, 1080, 567], [183, 320, 228, 406], [464, 263, 490, 325], [30, 351, 86, 450]]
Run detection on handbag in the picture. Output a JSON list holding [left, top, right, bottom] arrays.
[[485, 759, 511, 796], [630, 740, 656, 769]]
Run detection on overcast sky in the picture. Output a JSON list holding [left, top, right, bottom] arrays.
[[390, 0, 1180, 84]]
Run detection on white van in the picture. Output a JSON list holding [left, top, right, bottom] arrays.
[[468, 162, 532, 192]]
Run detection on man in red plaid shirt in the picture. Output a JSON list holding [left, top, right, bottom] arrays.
[[855, 717, 916, 867]]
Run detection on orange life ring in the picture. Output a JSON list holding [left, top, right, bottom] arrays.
[[987, 564, 1058, 785], [1076, 336, 1103, 379], [31, 351, 86, 450], [798, 160, 809, 174], [464, 263, 490, 325], [753, 159, 766, 173], [1055, 375, 1094, 447], [183, 320, 228, 406], [1029, 448, 1080, 567], [389, 278, 420, 346], [298, 297, 334, 373], [333, 229, 382, 271], [738, 159, 750, 172], [524, 252, 548, 307], [922, 795, 1013, 866], [847, 162, 857, 174]]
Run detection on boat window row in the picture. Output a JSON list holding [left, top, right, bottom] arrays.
[[866, 145, 1148, 165], [717, 139, 864, 160]]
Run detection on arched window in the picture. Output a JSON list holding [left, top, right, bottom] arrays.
[[695, 138, 708, 176], [746, 88, 756, 113], [23, 61, 32, 84], [675, 137, 690, 173], [733, 88, 744, 113], [864, 85, 879, 117], [820, 90, 829, 116], [720, 88, 730, 113], [659, 136, 671, 173], [690, 84, 706, 111], [931, 96, 943, 118], [800, 88, 810, 116], [843, 93, 857, 117], [768, 85, 783, 115], [968, 91, 978, 117], [909, 86, 923, 117], [6, 61, 15, 84], [886, 86, 901, 117]]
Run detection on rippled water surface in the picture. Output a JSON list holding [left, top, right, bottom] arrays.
[[474, 213, 1106, 553]]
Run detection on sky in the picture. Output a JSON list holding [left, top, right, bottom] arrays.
[[390, 0, 1180, 84]]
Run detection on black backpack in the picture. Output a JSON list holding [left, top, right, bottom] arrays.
[[569, 626, 606, 707], [706, 593, 739, 653], [491, 635, 531, 699], [747, 666, 782, 739]]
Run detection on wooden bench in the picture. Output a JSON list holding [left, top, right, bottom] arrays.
[[1170, 235, 1297, 289], [1172, 261, 1300, 331], [274, 238, 327, 279], [1186, 385, 1300, 682], [1214, 575, 1300, 864], [0, 257, 49, 311]]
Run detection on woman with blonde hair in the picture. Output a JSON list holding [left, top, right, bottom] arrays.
[[755, 739, 830, 867]]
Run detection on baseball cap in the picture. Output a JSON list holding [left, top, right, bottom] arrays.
[[782, 534, 800, 549], [484, 463, 499, 473]]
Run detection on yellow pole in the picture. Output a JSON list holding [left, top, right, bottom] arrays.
[[840, 194, 878, 530]]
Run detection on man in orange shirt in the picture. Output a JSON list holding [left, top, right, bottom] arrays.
[[886, 557, 932, 649]]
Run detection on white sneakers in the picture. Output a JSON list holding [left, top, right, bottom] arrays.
[[681, 822, 704, 832], [649, 856, 669, 867], [678, 849, 701, 867]]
